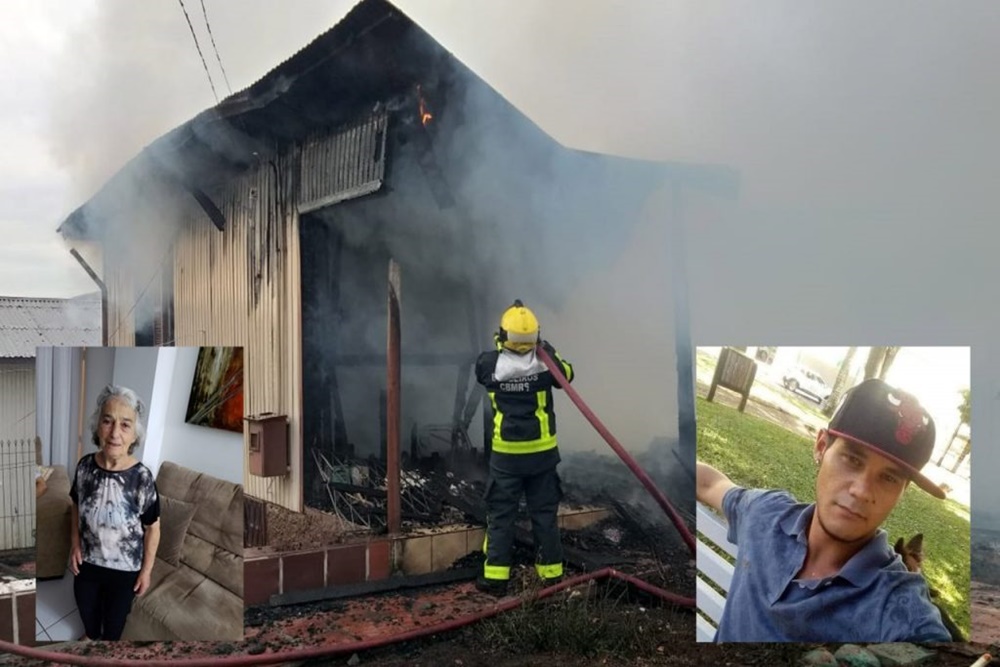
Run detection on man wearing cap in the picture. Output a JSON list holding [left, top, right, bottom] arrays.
[[697, 378, 953, 642]]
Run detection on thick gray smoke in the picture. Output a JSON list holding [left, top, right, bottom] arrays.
[[41, 0, 999, 513], [46, 0, 356, 199], [295, 57, 694, 468]]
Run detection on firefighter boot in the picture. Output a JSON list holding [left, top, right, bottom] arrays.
[[475, 576, 509, 597]]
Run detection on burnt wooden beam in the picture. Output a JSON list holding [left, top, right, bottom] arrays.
[[188, 185, 227, 231], [386, 259, 402, 535]]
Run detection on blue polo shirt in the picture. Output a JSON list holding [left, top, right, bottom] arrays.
[[715, 487, 951, 643]]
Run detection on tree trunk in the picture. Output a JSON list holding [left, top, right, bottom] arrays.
[[952, 438, 971, 473], [878, 346, 901, 380], [937, 422, 962, 467], [823, 346, 858, 417], [864, 346, 885, 380]]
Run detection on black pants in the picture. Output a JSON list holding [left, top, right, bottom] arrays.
[[483, 464, 563, 580], [73, 561, 139, 640]]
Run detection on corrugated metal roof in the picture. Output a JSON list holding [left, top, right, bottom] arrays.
[[0, 294, 102, 358]]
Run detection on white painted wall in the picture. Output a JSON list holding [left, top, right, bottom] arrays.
[[55, 346, 242, 483], [1, 359, 35, 442], [35, 347, 82, 470], [153, 347, 243, 485], [107, 347, 159, 463], [140, 348, 176, 479], [76, 346, 116, 463]]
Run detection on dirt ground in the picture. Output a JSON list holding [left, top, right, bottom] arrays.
[[293, 618, 994, 667], [695, 379, 821, 441], [264, 503, 359, 551]]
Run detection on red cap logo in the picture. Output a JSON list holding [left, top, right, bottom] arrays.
[[890, 391, 925, 445]]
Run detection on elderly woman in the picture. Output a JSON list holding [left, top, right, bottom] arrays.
[[69, 385, 161, 641]]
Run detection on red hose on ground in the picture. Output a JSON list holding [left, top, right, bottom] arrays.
[[0, 569, 692, 666], [535, 345, 696, 556], [0, 350, 700, 666]]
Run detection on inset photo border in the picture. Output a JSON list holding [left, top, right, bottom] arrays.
[[694, 346, 970, 644]]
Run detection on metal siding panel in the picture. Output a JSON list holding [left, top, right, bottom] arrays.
[[171, 166, 292, 510], [286, 205, 303, 512], [298, 113, 387, 212], [103, 156, 312, 513]]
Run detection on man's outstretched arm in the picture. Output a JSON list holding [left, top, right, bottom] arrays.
[[696, 462, 737, 513]]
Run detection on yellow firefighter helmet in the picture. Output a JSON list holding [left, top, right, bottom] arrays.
[[498, 300, 540, 354]]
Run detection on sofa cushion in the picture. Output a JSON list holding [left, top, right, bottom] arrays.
[[180, 531, 244, 598], [154, 461, 244, 598], [37, 466, 71, 512], [122, 560, 242, 641], [158, 496, 197, 567], [36, 465, 73, 579], [155, 462, 243, 556]]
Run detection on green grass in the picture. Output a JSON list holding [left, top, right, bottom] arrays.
[[697, 396, 971, 636]]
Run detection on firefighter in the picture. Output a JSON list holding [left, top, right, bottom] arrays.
[[474, 299, 574, 596]]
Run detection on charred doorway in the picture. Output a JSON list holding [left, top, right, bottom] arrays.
[[299, 208, 493, 517]]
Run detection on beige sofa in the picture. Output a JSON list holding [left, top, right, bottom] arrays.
[[36, 465, 73, 580], [121, 461, 244, 641]]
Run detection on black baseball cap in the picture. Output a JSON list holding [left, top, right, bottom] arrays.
[[827, 378, 944, 499]]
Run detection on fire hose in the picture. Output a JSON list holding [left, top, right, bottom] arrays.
[[0, 347, 697, 665], [0, 569, 690, 666], [534, 345, 697, 556]]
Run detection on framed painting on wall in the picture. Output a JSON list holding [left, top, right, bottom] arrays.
[[185, 347, 244, 433]]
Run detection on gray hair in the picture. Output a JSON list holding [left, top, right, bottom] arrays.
[[90, 384, 146, 455]]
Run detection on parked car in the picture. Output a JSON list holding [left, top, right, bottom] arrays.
[[782, 366, 830, 404]]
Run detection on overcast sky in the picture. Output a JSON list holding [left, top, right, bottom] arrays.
[[1, 1, 998, 511], [3, 0, 995, 298]]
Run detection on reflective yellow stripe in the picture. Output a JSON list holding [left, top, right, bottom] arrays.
[[535, 390, 550, 439], [489, 391, 503, 443], [482, 533, 488, 554], [484, 564, 510, 580], [489, 389, 558, 455], [536, 562, 564, 579], [555, 352, 573, 382], [492, 435, 557, 455]]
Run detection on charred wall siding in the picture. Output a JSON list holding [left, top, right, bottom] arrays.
[[300, 113, 388, 213], [172, 154, 303, 511], [106, 266, 136, 346], [100, 112, 388, 513], [139, 114, 387, 513]]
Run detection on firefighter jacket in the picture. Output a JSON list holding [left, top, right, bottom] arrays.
[[475, 341, 574, 455]]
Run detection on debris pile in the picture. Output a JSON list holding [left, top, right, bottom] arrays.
[[311, 450, 486, 533]]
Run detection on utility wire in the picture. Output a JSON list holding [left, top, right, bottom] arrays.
[[177, 0, 218, 103], [199, 0, 232, 95]]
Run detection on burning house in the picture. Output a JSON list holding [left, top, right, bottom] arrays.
[[56, 0, 737, 601]]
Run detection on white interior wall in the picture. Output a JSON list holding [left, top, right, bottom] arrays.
[[156, 347, 243, 485]]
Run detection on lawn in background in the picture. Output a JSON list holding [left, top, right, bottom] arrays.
[[697, 396, 971, 636]]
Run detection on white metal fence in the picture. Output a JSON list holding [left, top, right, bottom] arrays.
[[0, 439, 34, 551]]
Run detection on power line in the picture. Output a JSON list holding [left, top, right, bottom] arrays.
[[200, 0, 232, 95], [177, 0, 218, 104]]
